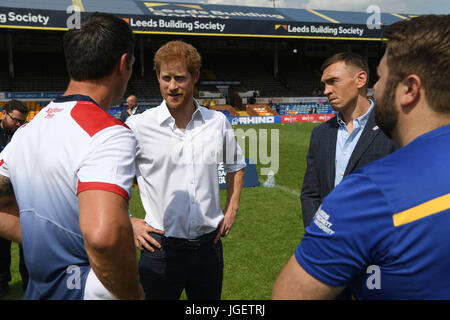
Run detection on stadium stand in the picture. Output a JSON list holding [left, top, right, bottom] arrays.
[[277, 103, 334, 115], [0, 4, 390, 120], [209, 105, 239, 117], [247, 104, 279, 116], [204, 53, 294, 97], [0, 51, 68, 92]]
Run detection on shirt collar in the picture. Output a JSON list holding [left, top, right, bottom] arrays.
[[55, 94, 101, 108], [337, 99, 374, 128], [157, 99, 205, 127]]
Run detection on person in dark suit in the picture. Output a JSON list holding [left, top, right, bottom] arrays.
[[300, 52, 398, 228], [300, 53, 398, 300], [119, 95, 146, 123]]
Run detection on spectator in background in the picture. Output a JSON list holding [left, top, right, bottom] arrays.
[[274, 14, 450, 300], [126, 40, 245, 300], [0, 100, 28, 140], [299, 52, 398, 299], [120, 95, 144, 123], [0, 12, 143, 300], [0, 99, 28, 299]]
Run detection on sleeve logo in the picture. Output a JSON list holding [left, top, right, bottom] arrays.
[[312, 207, 335, 235]]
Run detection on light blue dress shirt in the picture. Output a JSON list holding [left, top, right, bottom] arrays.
[[334, 100, 374, 187]]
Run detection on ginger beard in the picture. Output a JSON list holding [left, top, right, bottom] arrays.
[[158, 61, 197, 112]]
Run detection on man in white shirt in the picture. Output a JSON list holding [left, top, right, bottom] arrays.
[[127, 40, 245, 300], [0, 13, 144, 300]]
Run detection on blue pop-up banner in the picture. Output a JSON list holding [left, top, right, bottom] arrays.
[[218, 158, 259, 189]]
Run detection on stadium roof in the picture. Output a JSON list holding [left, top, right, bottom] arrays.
[[0, 0, 419, 40]]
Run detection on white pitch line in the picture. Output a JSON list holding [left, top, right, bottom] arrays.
[[273, 184, 300, 197]]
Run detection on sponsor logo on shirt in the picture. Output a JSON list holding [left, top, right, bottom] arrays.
[[313, 207, 335, 235], [45, 107, 64, 119]]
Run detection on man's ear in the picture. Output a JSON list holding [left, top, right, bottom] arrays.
[[399, 74, 421, 108], [191, 69, 200, 85], [192, 69, 200, 84], [118, 53, 131, 74], [355, 70, 368, 90]]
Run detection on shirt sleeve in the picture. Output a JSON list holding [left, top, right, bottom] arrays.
[[76, 126, 136, 203], [222, 116, 246, 173], [295, 172, 394, 287], [0, 144, 11, 178]]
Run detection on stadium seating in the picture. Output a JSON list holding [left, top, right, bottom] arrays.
[[209, 105, 239, 117], [278, 103, 334, 115], [0, 40, 338, 115], [247, 104, 278, 116], [0, 52, 68, 92], [108, 106, 125, 120]]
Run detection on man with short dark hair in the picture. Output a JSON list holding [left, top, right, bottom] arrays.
[[0, 13, 143, 300], [300, 52, 398, 228], [0, 99, 28, 299], [0, 100, 28, 137], [299, 51, 398, 300], [274, 14, 450, 300]]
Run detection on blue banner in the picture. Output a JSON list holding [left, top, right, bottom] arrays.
[[219, 158, 260, 189], [228, 115, 282, 125], [4, 92, 63, 100]]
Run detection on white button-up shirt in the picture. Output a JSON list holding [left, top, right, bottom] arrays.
[[126, 100, 246, 239]]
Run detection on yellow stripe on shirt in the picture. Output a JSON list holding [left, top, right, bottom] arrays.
[[393, 193, 450, 227]]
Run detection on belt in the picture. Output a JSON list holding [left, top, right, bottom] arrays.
[[150, 229, 218, 251]]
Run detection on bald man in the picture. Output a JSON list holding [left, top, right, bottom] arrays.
[[120, 95, 141, 123]]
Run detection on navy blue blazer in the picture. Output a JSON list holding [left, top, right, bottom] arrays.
[[120, 105, 147, 123], [300, 109, 399, 227]]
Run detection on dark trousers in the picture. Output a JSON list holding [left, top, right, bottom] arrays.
[[0, 237, 29, 290], [138, 230, 223, 300]]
